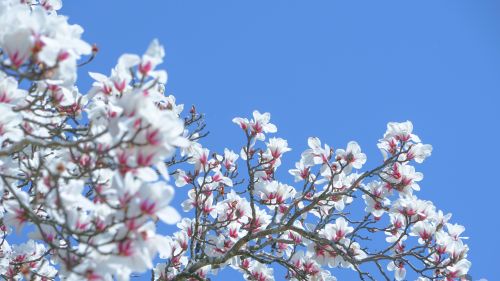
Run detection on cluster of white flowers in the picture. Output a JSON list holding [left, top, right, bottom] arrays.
[[163, 110, 471, 281], [0, 0, 89, 86], [0, 1, 193, 280]]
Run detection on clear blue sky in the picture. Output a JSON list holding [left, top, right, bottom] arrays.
[[62, 1, 499, 280]]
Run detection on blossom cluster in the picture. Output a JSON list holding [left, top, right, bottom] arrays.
[[0, 1, 193, 280], [160, 112, 470, 281]]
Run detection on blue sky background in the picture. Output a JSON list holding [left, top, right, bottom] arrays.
[[61, 1, 499, 280]]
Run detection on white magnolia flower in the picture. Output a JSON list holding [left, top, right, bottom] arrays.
[[335, 141, 367, 170], [384, 121, 421, 143], [387, 261, 406, 281], [302, 137, 332, 166], [320, 217, 353, 243], [233, 110, 277, 141]]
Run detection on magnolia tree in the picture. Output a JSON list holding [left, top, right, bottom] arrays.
[[0, 1, 472, 281]]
